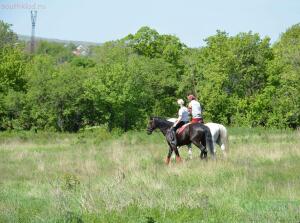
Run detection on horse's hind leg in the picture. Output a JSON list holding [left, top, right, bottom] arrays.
[[186, 144, 192, 159], [192, 139, 207, 160], [217, 136, 227, 157], [201, 150, 207, 159], [220, 126, 228, 157], [220, 143, 227, 157]]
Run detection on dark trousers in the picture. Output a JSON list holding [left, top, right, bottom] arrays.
[[173, 121, 188, 131]]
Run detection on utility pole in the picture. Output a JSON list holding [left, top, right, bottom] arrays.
[[30, 10, 37, 54]]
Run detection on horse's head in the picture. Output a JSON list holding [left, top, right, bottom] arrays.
[[147, 117, 172, 135], [147, 117, 157, 135]]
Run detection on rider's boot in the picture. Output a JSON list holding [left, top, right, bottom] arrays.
[[171, 128, 177, 147]]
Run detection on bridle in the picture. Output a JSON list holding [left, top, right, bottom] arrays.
[[147, 118, 156, 134]]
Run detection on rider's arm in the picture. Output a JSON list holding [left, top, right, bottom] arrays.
[[173, 115, 182, 127], [188, 102, 192, 114], [173, 109, 183, 127]]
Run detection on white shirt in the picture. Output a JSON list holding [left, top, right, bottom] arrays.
[[178, 106, 189, 122], [189, 100, 202, 118]]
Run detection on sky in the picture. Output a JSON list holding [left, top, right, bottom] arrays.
[[0, 0, 299, 47]]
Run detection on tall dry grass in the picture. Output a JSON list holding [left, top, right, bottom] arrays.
[[0, 128, 299, 222]]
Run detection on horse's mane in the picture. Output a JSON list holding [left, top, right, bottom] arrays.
[[151, 117, 173, 127]]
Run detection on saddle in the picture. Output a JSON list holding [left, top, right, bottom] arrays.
[[176, 123, 190, 136]]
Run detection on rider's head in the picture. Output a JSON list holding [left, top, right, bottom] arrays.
[[177, 99, 184, 106], [187, 94, 196, 101]]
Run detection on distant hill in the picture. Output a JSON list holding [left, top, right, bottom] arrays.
[[18, 34, 102, 46]]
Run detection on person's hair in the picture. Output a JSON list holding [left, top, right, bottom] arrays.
[[177, 99, 184, 105], [187, 94, 196, 100]]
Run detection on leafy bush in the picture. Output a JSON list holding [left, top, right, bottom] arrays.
[[0, 21, 299, 131]]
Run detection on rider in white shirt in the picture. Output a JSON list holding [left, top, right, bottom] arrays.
[[187, 94, 203, 123], [168, 99, 190, 149], [172, 99, 189, 131], [170, 98, 192, 158]]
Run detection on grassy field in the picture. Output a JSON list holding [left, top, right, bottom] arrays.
[[0, 127, 299, 223]]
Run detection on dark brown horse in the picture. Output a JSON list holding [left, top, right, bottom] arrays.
[[147, 117, 215, 164]]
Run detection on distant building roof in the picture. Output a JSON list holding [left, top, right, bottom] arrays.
[[73, 44, 89, 56]]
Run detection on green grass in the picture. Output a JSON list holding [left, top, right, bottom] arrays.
[[0, 128, 300, 222]]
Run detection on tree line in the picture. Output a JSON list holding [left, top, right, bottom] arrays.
[[0, 21, 299, 132]]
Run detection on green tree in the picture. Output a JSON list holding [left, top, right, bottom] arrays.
[[180, 31, 273, 125], [0, 20, 17, 48], [0, 21, 27, 129], [1, 22, 299, 131], [24, 55, 89, 131], [83, 53, 178, 131], [124, 26, 186, 67], [265, 24, 300, 128], [36, 41, 75, 64]]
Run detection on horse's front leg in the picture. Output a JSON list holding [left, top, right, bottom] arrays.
[[165, 146, 173, 164], [173, 146, 182, 163]]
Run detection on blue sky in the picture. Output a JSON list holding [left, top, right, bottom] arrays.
[[0, 0, 299, 47]]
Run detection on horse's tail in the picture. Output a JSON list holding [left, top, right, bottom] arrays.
[[204, 126, 214, 156], [219, 124, 229, 152]]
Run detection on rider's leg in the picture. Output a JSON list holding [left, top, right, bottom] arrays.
[[172, 121, 184, 147]]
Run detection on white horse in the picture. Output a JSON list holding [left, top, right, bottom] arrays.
[[205, 122, 229, 155], [168, 118, 229, 157]]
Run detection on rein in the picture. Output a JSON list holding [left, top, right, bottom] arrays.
[[152, 118, 173, 135]]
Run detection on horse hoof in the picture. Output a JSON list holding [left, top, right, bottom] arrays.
[[176, 156, 182, 163], [165, 157, 171, 165]]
